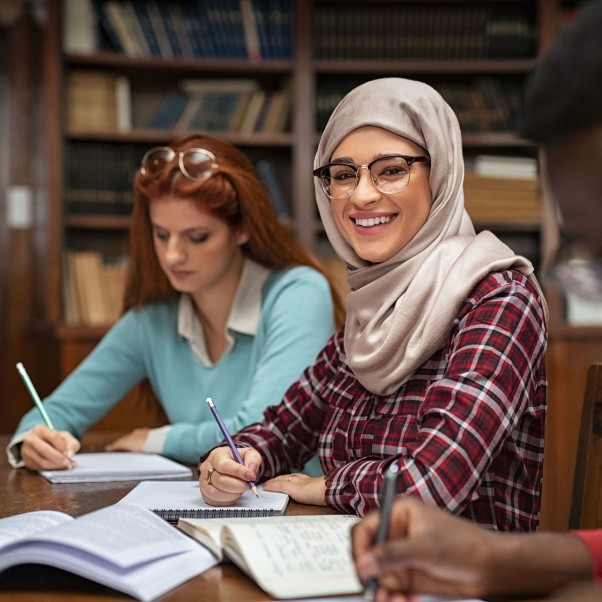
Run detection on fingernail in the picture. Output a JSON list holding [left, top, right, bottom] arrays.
[[248, 462, 257, 472], [244, 471, 256, 481], [356, 554, 378, 577]]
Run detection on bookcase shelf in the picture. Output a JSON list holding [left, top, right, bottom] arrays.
[[461, 132, 533, 147], [67, 52, 294, 75], [67, 129, 294, 147], [65, 215, 131, 230], [314, 59, 538, 75], [41, 0, 562, 330]]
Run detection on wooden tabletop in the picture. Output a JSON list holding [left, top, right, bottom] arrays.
[[0, 432, 563, 602], [0, 432, 341, 602]]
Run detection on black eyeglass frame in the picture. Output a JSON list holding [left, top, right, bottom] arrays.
[[140, 146, 219, 183], [313, 154, 429, 200]]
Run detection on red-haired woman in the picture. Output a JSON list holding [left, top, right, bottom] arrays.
[[9, 134, 343, 470]]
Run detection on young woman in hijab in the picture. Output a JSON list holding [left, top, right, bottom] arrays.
[[199, 78, 548, 532], [8, 134, 343, 470]]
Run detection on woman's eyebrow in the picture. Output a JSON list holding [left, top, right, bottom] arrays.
[[329, 152, 401, 164], [151, 223, 210, 234]]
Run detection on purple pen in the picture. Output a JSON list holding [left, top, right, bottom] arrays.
[[206, 397, 258, 497]]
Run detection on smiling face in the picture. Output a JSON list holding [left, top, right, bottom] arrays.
[[328, 126, 432, 263], [149, 196, 248, 303]]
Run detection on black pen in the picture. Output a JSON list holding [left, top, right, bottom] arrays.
[[364, 462, 400, 602]]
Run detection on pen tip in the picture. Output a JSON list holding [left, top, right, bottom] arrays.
[[251, 485, 258, 497]]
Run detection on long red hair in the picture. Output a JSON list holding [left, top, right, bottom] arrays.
[[124, 134, 345, 326]]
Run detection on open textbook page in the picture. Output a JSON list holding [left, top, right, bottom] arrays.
[[0, 504, 217, 602], [178, 514, 362, 599], [39, 452, 192, 483], [119, 480, 289, 523]]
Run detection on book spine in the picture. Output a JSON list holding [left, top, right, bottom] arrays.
[[131, 0, 162, 57], [256, 159, 290, 219]]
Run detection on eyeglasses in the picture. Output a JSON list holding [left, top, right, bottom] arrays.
[[313, 154, 429, 200], [140, 146, 219, 182]]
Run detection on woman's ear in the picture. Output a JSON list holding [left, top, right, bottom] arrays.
[[236, 228, 250, 246]]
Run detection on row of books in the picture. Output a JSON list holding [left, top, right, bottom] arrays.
[[63, 250, 128, 326], [314, 3, 537, 60], [65, 141, 291, 220], [437, 77, 524, 134], [149, 78, 292, 134], [65, 72, 292, 135], [64, 0, 293, 60], [67, 70, 522, 137], [463, 155, 540, 225], [316, 77, 525, 133], [65, 142, 141, 216], [66, 70, 132, 132]]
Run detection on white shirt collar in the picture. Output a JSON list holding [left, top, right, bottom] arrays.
[[177, 259, 270, 365]]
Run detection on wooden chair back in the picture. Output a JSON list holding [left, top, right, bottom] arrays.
[[568, 363, 602, 530]]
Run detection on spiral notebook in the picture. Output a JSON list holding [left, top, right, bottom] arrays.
[[118, 480, 289, 523], [39, 452, 192, 483]]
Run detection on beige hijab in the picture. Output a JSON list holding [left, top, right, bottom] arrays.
[[314, 78, 548, 396]]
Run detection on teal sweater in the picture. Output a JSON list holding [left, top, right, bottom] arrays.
[[13, 266, 335, 464]]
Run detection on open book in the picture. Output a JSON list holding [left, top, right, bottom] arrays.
[[0, 503, 217, 602], [177, 514, 362, 599], [119, 480, 289, 523], [40, 452, 192, 483]]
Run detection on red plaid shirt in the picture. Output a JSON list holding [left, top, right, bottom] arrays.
[[230, 270, 547, 531]]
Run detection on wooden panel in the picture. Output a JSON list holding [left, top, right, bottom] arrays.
[[540, 331, 602, 531], [0, 10, 44, 435], [568, 363, 602, 530]]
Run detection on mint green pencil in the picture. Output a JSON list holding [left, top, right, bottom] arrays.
[[16, 362, 55, 429]]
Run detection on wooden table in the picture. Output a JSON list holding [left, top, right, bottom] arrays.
[[0, 433, 590, 602], [0, 433, 341, 601]]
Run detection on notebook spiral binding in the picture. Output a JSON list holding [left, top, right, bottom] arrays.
[[156, 508, 277, 524]]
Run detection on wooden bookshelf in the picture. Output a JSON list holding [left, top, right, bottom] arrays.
[[25, 0, 602, 530]]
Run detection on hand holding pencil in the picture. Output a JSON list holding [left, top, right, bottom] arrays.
[[199, 397, 262, 506], [15, 363, 80, 471]]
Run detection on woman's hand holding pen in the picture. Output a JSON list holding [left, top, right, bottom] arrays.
[[20, 425, 80, 471], [199, 446, 261, 506], [263, 473, 327, 506]]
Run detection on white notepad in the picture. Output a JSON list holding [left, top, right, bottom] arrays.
[[118, 480, 289, 523], [40, 452, 192, 483], [178, 514, 362, 598]]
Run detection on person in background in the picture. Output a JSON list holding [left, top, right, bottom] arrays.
[[352, 2, 602, 600], [198, 76, 548, 532], [7, 134, 344, 470]]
